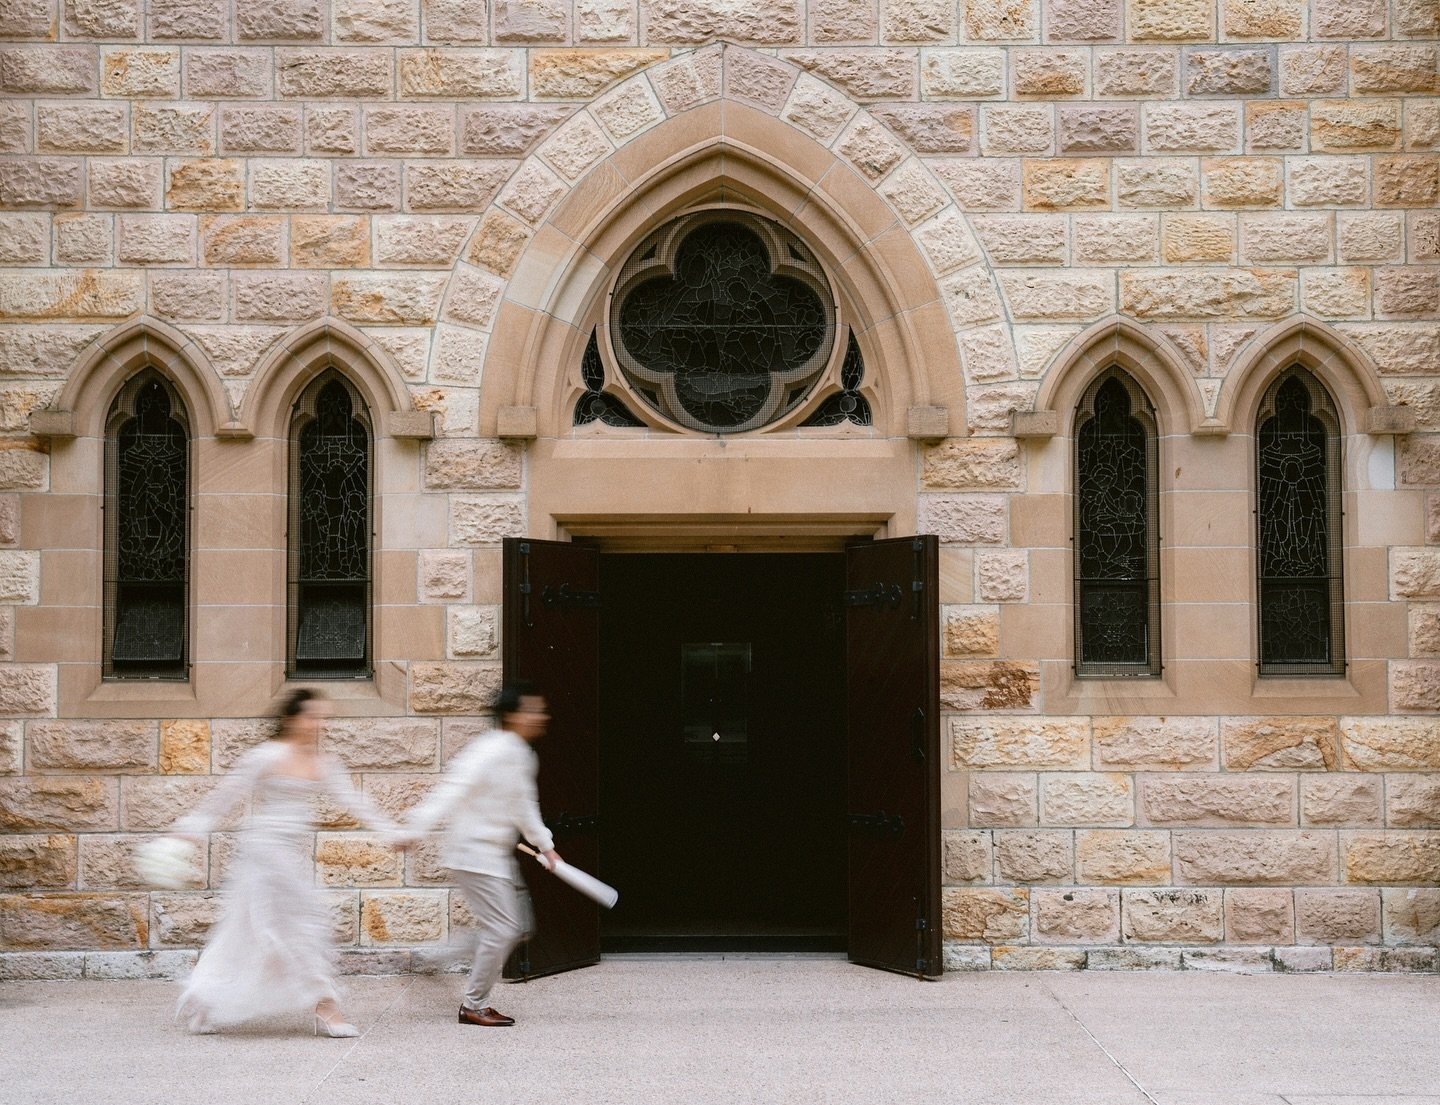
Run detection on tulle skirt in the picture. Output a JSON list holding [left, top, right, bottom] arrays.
[[177, 822, 338, 1029]]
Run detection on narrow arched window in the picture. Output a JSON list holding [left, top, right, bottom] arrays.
[[1255, 368, 1345, 676], [104, 370, 190, 680], [1074, 370, 1161, 677], [289, 372, 372, 679]]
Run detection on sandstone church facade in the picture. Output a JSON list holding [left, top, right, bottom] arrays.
[[0, 0, 1437, 978]]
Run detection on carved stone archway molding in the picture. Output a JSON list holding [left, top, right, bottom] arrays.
[[1216, 315, 1413, 437], [33, 316, 234, 440], [435, 43, 1017, 443]]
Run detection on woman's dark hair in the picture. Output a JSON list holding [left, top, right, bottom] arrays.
[[273, 687, 321, 736], [492, 681, 538, 722]]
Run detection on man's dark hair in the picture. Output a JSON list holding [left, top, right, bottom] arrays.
[[492, 681, 538, 721]]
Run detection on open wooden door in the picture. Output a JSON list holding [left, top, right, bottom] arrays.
[[845, 536, 942, 978], [502, 537, 601, 980]]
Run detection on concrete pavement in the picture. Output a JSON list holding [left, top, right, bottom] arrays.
[[4, 957, 1439, 1105]]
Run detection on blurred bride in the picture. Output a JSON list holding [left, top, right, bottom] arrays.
[[171, 688, 396, 1037]]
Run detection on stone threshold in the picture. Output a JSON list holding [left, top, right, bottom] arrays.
[[4, 945, 1438, 982]]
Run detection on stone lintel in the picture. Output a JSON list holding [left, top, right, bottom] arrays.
[[385, 411, 438, 440], [907, 405, 949, 440], [214, 422, 254, 441], [28, 411, 74, 439], [1010, 410, 1058, 439], [1367, 405, 1416, 436], [497, 406, 538, 440]]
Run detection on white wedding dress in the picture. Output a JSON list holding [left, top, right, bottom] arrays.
[[172, 742, 393, 1030]]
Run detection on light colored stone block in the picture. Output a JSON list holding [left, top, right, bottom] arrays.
[[942, 886, 1029, 942], [1031, 887, 1119, 944], [1122, 888, 1223, 943]]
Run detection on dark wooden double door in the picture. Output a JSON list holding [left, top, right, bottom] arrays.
[[501, 536, 941, 980]]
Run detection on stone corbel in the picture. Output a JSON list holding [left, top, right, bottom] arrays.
[[1366, 404, 1415, 436], [906, 406, 948, 441], [1010, 410, 1058, 439], [28, 410, 75, 439], [384, 411, 437, 440], [498, 406, 538, 440]]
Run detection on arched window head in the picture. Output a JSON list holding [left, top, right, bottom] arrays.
[[1255, 367, 1345, 676], [289, 372, 372, 679], [104, 370, 190, 680], [1074, 369, 1161, 678]]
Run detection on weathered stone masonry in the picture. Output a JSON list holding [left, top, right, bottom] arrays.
[[0, 0, 1437, 977]]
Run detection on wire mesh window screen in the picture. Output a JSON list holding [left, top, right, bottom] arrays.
[[1255, 367, 1345, 676], [103, 370, 190, 680], [574, 329, 644, 427], [1073, 369, 1161, 678], [288, 371, 373, 679], [608, 212, 837, 434]]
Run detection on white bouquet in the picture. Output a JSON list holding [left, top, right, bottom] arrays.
[[134, 836, 198, 890]]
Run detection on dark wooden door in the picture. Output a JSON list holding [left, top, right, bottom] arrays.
[[502, 537, 601, 980], [845, 536, 942, 978]]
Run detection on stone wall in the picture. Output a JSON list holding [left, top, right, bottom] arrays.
[[0, 0, 1437, 976]]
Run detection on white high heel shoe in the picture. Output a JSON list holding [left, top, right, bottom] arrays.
[[315, 1014, 360, 1038]]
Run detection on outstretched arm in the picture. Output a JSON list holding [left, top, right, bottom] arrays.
[[321, 756, 399, 834], [171, 743, 280, 837], [403, 738, 494, 837]]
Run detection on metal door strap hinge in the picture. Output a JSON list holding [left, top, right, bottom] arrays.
[[843, 583, 902, 608], [541, 584, 601, 609]]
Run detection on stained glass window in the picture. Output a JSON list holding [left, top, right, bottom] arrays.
[[609, 213, 836, 434], [800, 332, 872, 427], [574, 330, 644, 428], [289, 373, 371, 678], [1074, 370, 1161, 677], [104, 371, 190, 679], [1255, 368, 1345, 675]]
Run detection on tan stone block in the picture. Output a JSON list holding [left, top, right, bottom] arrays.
[[941, 886, 1028, 942], [1384, 775, 1440, 830], [1044, 0, 1118, 39], [1299, 774, 1381, 828], [165, 159, 242, 212], [883, 0, 954, 41], [333, 0, 416, 42], [0, 46, 96, 96], [869, 106, 972, 156], [1202, 157, 1281, 208], [981, 105, 1053, 156], [321, 718, 440, 771], [932, 159, 1019, 210], [407, 162, 512, 215], [361, 890, 445, 945], [1141, 774, 1294, 827], [1001, 270, 1113, 321], [1057, 105, 1136, 155], [1163, 215, 1234, 263], [236, 0, 321, 38], [316, 833, 403, 887], [185, 50, 272, 98], [574, 0, 632, 41], [1116, 158, 1197, 209], [1222, 0, 1301, 37], [1352, 45, 1438, 95], [288, 215, 368, 269], [0, 446, 47, 491], [969, 772, 1037, 826], [149, 891, 220, 947], [1310, 0, 1383, 35], [1145, 103, 1240, 154], [971, 213, 1062, 262], [100, 48, 179, 98], [276, 49, 392, 98], [84, 160, 155, 211], [117, 214, 194, 265], [1127, 0, 1213, 40], [0, 721, 19, 775], [1224, 887, 1293, 943], [0, 892, 146, 950], [1244, 101, 1305, 152], [133, 103, 215, 156], [410, 661, 502, 714], [528, 49, 663, 100], [53, 214, 111, 265], [0, 835, 77, 890], [916, 494, 1005, 545], [995, 830, 1071, 883], [962, 0, 1036, 39], [81, 833, 204, 891], [119, 776, 225, 832], [1041, 774, 1133, 827], [1313, 100, 1402, 154], [1174, 831, 1337, 884], [1376, 267, 1440, 320], [0, 158, 82, 209], [1021, 158, 1108, 211], [209, 719, 272, 771], [218, 105, 300, 155], [466, 209, 529, 279], [1186, 49, 1271, 95], [1383, 887, 1440, 945], [952, 717, 1088, 770], [232, 272, 326, 322], [1302, 268, 1371, 319], [302, 107, 356, 155], [921, 49, 1005, 98], [1222, 717, 1339, 772], [490, 0, 566, 41], [1032, 886, 1119, 943], [449, 606, 498, 659], [941, 660, 1038, 711], [200, 215, 282, 266], [943, 605, 1000, 658], [1296, 888, 1381, 944], [1074, 829, 1171, 884], [35, 104, 126, 157], [1069, 215, 1154, 264], [1093, 48, 1177, 97], [944, 830, 992, 883], [1011, 49, 1085, 97], [1392, 661, 1440, 710], [784, 48, 917, 101], [1122, 887, 1222, 943], [1121, 268, 1294, 320], [920, 440, 1020, 492], [249, 159, 329, 211], [1411, 605, 1440, 656], [153, 720, 208, 777], [28, 720, 154, 773]]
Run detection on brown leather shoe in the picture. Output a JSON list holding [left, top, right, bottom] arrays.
[[458, 1005, 515, 1027]]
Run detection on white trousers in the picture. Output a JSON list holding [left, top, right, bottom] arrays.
[[452, 868, 532, 1011]]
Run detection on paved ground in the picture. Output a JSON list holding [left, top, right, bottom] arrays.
[[4, 957, 1440, 1105]]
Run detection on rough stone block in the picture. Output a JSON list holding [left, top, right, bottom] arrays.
[[1312, 99, 1402, 153], [1163, 214, 1234, 263], [1222, 0, 1302, 38], [201, 214, 283, 266], [1186, 49, 1271, 95], [785, 48, 917, 101], [0, 159, 82, 209], [1296, 889, 1381, 944], [1173, 831, 1337, 885], [1120, 268, 1294, 320], [916, 494, 1006, 544], [1075, 830, 1171, 884], [1127, 0, 1213, 40], [1301, 774, 1382, 827], [409, 161, 513, 214], [0, 835, 77, 891], [1222, 716, 1339, 771], [52, 214, 110, 265], [944, 830, 992, 883], [1117, 159, 1198, 209], [969, 773, 1037, 827], [232, 273, 326, 323], [448, 606, 498, 659], [952, 717, 1088, 770], [237, 0, 321, 39], [1122, 888, 1223, 943], [361, 890, 445, 944], [1045, 0, 1119, 39], [100, 48, 179, 99], [321, 718, 440, 771], [219, 105, 300, 154], [119, 776, 222, 832], [0, 47, 96, 96], [1391, 661, 1440, 710], [1000, 270, 1113, 320], [932, 160, 1019, 211], [1093, 48, 1177, 97], [1203, 157, 1282, 208], [1287, 157, 1369, 209], [1245, 101, 1305, 151], [1383, 887, 1440, 945], [1011, 50, 1085, 97], [335, 162, 401, 212], [1073, 215, 1158, 263], [943, 605, 1000, 658], [117, 214, 194, 265], [1274, 945, 1332, 972], [184, 49, 272, 98], [1144, 103, 1240, 153], [920, 440, 1020, 492], [316, 834, 403, 887], [921, 49, 1006, 99], [0, 445, 47, 490], [1057, 105, 1136, 154], [942, 887, 1028, 942], [81, 833, 204, 891], [1040, 774, 1133, 827], [0, 777, 116, 832], [276, 49, 392, 98], [0, 893, 145, 950], [941, 661, 1038, 711], [1224, 887, 1294, 943], [995, 830, 1072, 883], [290, 215, 369, 269], [133, 103, 215, 155], [1141, 774, 1294, 827], [149, 270, 223, 322], [333, 0, 416, 42], [981, 105, 1053, 155], [165, 159, 243, 212], [1375, 156, 1440, 210], [1031, 887, 1119, 944], [991, 946, 1087, 970], [1311, 0, 1385, 37], [410, 661, 503, 714], [973, 550, 1025, 602], [963, 0, 1036, 40], [36, 104, 126, 156], [0, 721, 18, 774], [28, 720, 155, 773]]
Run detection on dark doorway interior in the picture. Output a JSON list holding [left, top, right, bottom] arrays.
[[598, 553, 847, 952]]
